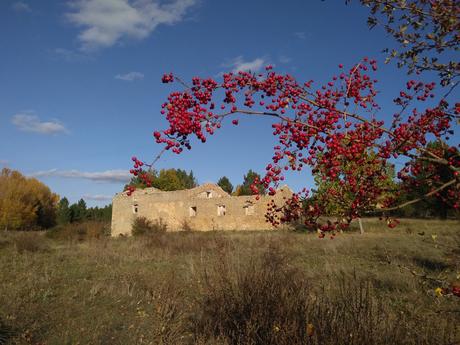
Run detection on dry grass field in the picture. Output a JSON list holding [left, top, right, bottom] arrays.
[[0, 219, 459, 345]]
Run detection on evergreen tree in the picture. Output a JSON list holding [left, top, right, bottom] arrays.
[[217, 176, 233, 194], [86, 204, 112, 222], [70, 199, 87, 223], [235, 170, 266, 196], [57, 197, 72, 224]]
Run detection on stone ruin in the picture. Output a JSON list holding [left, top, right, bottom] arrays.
[[111, 183, 293, 235]]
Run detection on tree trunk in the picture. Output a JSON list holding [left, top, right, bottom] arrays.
[[358, 218, 364, 234]]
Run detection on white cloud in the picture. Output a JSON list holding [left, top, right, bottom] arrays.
[[279, 55, 292, 64], [294, 31, 306, 40], [115, 71, 144, 81], [224, 56, 266, 73], [66, 0, 197, 51], [83, 194, 113, 201], [11, 111, 69, 135], [0, 160, 8, 166], [12, 2, 31, 12], [53, 48, 91, 62], [29, 169, 131, 183]]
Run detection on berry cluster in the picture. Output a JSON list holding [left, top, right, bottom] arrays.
[[128, 156, 152, 195], [132, 58, 459, 233]]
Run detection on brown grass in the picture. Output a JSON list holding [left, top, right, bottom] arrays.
[[12, 232, 49, 254], [45, 221, 109, 242], [132, 216, 168, 236], [193, 244, 456, 345], [0, 218, 458, 344]]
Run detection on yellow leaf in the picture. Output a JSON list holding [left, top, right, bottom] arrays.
[[307, 323, 315, 337], [434, 287, 443, 297]]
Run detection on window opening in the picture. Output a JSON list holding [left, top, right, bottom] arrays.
[[245, 205, 255, 216], [217, 205, 226, 216]]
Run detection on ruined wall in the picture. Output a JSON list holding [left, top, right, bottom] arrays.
[[111, 183, 292, 236]]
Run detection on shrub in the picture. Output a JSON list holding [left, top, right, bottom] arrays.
[[13, 232, 48, 253], [0, 238, 11, 250], [194, 246, 311, 344], [85, 221, 110, 240], [46, 221, 109, 242], [131, 217, 167, 236], [180, 219, 193, 232], [193, 247, 457, 345]]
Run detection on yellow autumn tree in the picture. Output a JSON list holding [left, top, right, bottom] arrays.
[[0, 168, 59, 230]]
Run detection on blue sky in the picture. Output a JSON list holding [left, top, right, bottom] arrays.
[[1, 0, 458, 206]]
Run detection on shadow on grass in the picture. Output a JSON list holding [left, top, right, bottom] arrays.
[[413, 256, 452, 272], [0, 318, 14, 345]]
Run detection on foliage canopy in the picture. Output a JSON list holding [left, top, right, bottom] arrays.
[[0, 168, 59, 230]]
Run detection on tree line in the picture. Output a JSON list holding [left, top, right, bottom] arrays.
[[125, 168, 267, 196], [56, 198, 112, 225], [0, 168, 111, 231], [0, 167, 266, 231]]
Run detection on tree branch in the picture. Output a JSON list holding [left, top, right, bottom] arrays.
[[376, 178, 458, 212]]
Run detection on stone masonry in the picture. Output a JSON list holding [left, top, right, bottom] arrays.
[[111, 183, 293, 236]]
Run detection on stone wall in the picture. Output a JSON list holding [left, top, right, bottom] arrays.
[[111, 183, 292, 236]]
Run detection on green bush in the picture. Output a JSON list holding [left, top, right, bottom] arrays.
[[131, 217, 167, 236]]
